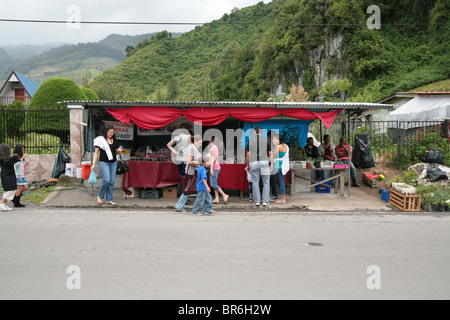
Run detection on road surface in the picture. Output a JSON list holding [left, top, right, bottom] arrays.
[[0, 208, 449, 300]]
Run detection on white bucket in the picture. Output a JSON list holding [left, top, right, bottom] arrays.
[[76, 167, 82, 179], [65, 164, 76, 177]]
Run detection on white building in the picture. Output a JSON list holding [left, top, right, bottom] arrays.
[[0, 71, 39, 105]]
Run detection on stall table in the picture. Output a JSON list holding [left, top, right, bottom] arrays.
[[121, 161, 340, 197], [121, 161, 253, 196], [121, 161, 180, 195], [290, 167, 346, 196]]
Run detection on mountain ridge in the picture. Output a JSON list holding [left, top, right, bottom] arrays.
[[89, 0, 449, 102], [0, 32, 182, 84]]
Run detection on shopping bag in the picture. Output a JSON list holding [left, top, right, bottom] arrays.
[[181, 164, 197, 195], [116, 154, 129, 175], [88, 170, 97, 184]]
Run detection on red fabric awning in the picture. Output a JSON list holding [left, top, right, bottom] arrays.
[[106, 106, 342, 129]]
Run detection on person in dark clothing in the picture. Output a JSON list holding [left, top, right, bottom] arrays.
[[0, 144, 20, 211], [245, 126, 273, 207], [304, 137, 319, 158]]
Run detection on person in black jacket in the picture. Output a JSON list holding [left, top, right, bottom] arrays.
[[0, 144, 20, 211], [304, 137, 320, 159]]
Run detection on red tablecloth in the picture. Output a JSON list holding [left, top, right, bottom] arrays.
[[121, 161, 180, 194], [217, 164, 291, 192], [217, 164, 249, 192]]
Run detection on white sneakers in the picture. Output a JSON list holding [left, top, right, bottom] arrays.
[[0, 203, 12, 211]]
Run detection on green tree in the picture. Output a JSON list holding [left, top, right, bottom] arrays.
[[320, 78, 352, 101], [214, 73, 239, 101], [81, 87, 99, 100], [30, 78, 87, 109], [0, 101, 26, 142], [166, 78, 179, 101], [28, 78, 87, 138]]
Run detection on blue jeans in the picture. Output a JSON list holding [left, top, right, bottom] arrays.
[[210, 169, 221, 190], [321, 163, 335, 187], [98, 161, 117, 202], [175, 193, 190, 210], [250, 161, 270, 204], [341, 160, 358, 185], [192, 191, 213, 214], [275, 168, 286, 196]]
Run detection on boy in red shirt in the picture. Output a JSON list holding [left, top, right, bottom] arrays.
[[335, 137, 360, 187]]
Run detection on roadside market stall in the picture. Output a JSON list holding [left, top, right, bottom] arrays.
[[64, 100, 394, 198]]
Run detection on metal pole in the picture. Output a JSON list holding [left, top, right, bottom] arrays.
[[347, 110, 351, 198], [319, 120, 323, 144], [90, 107, 94, 197]]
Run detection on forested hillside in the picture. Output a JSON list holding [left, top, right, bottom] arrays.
[[89, 0, 449, 102], [0, 33, 162, 84], [90, 1, 284, 101]]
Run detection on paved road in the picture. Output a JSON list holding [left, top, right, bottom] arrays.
[[0, 208, 449, 300]]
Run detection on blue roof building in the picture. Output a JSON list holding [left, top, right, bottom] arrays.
[[0, 71, 40, 105]]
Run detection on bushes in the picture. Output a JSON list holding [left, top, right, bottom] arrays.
[[30, 78, 86, 109], [407, 129, 450, 167], [28, 78, 86, 135], [80, 87, 99, 100], [0, 101, 27, 143]]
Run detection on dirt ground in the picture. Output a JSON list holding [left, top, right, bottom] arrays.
[[355, 163, 404, 199]]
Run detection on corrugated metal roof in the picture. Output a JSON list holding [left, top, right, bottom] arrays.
[[15, 72, 40, 97], [62, 100, 394, 112]]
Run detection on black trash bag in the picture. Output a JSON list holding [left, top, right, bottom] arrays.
[[352, 134, 375, 168], [420, 148, 445, 165], [427, 167, 449, 182], [53, 148, 71, 179]]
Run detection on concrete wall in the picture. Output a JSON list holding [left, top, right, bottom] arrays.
[[23, 154, 57, 183]]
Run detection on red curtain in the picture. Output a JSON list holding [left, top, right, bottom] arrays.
[[106, 106, 342, 129], [184, 107, 230, 126]]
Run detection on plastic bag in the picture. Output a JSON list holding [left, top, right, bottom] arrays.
[[53, 148, 71, 178], [88, 171, 97, 184], [352, 134, 375, 168], [427, 167, 448, 182], [420, 148, 444, 165]]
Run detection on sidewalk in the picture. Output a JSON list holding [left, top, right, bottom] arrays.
[[41, 179, 393, 212]]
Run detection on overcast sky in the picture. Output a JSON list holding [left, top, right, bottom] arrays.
[[0, 0, 271, 46]]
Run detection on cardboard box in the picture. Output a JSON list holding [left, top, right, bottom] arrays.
[[128, 187, 141, 198], [163, 186, 178, 199]]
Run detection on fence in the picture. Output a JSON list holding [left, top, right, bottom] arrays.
[[343, 119, 450, 167], [0, 107, 71, 154], [0, 96, 32, 106]]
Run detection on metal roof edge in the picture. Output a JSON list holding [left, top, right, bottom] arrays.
[[60, 100, 395, 110]]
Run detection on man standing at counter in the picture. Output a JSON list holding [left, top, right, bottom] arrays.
[[167, 123, 192, 196], [245, 126, 273, 208]]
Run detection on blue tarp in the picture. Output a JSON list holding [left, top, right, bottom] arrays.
[[241, 119, 312, 148]]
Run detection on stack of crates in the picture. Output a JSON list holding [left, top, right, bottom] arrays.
[[141, 188, 161, 199]]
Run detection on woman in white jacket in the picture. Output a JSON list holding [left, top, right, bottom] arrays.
[[272, 134, 289, 204], [92, 125, 122, 205]]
